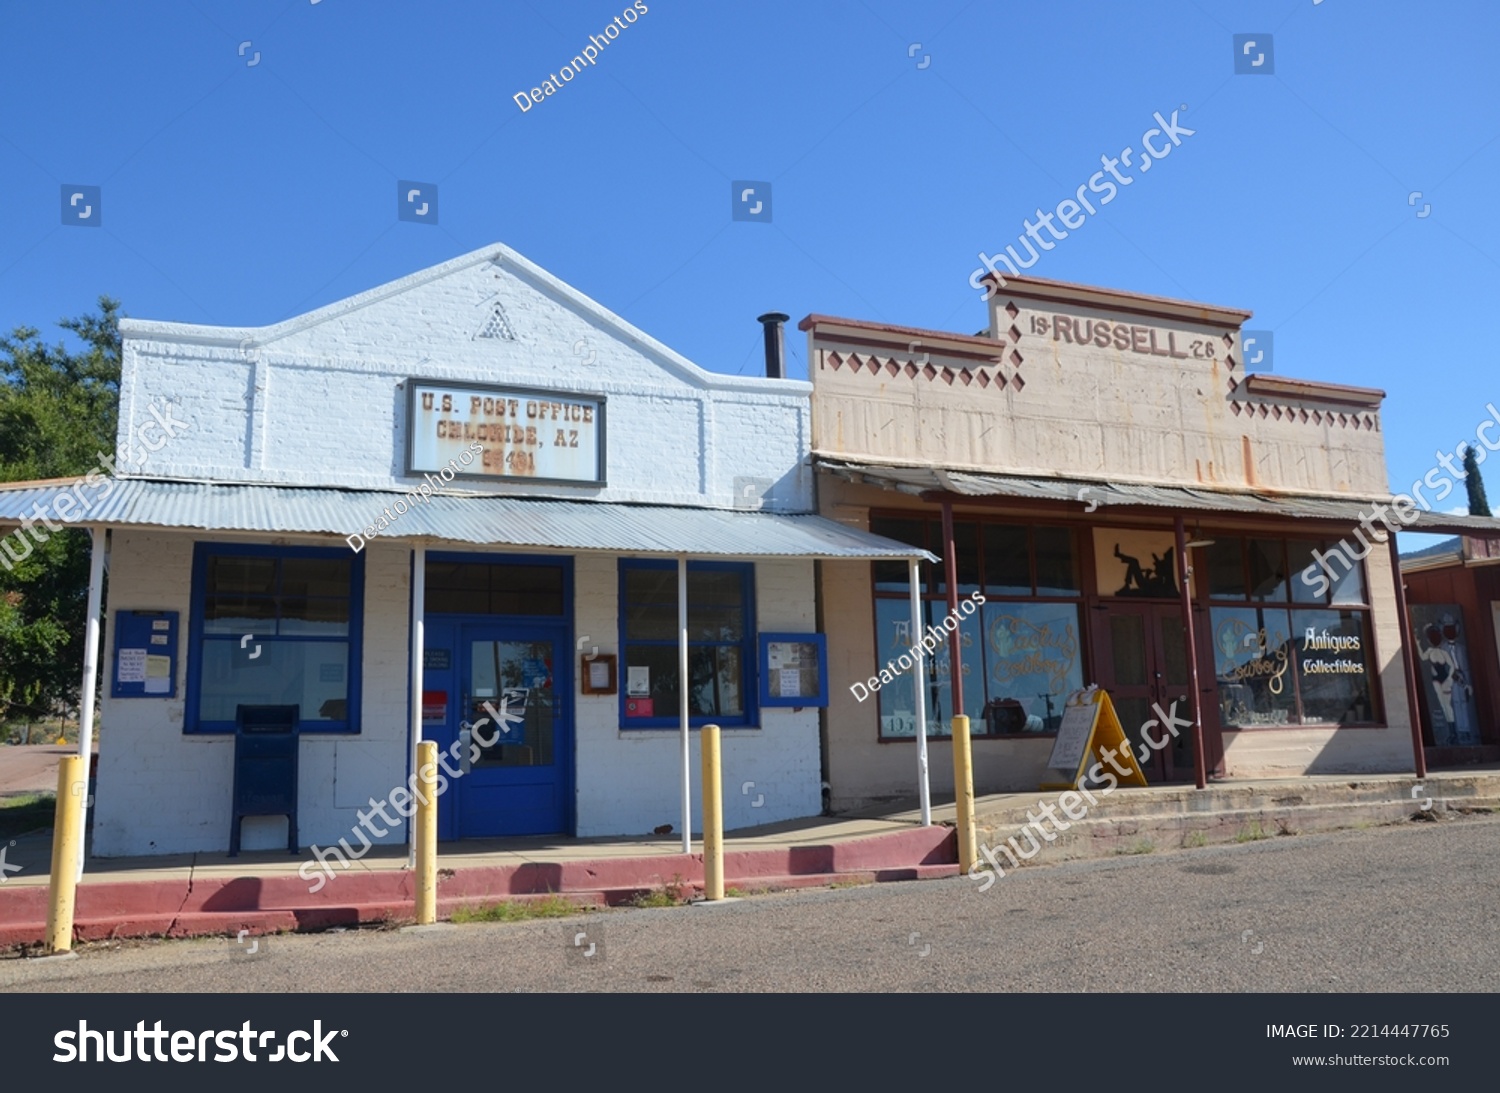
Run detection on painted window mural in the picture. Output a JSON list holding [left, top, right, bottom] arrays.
[[1206, 536, 1379, 727], [1410, 604, 1480, 746], [1093, 529, 1180, 598], [869, 515, 1083, 738], [981, 603, 1083, 733], [1211, 607, 1295, 727]]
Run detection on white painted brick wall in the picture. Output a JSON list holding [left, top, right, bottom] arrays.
[[94, 537, 821, 854], [93, 532, 414, 857], [117, 244, 814, 513], [573, 555, 820, 837]]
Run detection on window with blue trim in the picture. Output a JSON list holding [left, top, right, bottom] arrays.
[[188, 544, 364, 733], [618, 560, 756, 728]]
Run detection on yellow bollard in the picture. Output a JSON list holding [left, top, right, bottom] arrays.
[[45, 756, 86, 954], [701, 724, 723, 901], [414, 741, 439, 925], [951, 715, 977, 872]]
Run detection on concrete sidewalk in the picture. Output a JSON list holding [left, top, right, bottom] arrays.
[[4, 766, 1496, 952], [0, 812, 959, 950]]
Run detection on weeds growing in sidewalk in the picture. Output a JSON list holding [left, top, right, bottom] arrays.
[[628, 874, 688, 908], [1236, 821, 1270, 843], [449, 894, 585, 923]]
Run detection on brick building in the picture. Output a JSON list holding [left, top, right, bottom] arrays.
[[0, 244, 920, 857]]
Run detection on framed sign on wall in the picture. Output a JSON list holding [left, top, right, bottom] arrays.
[[406, 379, 607, 486], [581, 653, 618, 695]]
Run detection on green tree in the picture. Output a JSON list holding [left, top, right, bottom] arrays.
[[0, 298, 121, 725], [1463, 444, 1492, 518]]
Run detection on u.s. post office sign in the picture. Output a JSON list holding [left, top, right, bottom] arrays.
[[406, 380, 606, 486]]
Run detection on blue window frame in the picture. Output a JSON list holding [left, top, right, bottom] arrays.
[[186, 543, 365, 734], [618, 560, 756, 729]]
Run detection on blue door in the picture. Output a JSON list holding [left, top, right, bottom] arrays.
[[423, 620, 571, 838]]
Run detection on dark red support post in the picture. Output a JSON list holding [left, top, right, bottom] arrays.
[[940, 500, 964, 716], [1174, 515, 1208, 790]]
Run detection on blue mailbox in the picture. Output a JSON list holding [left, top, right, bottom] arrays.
[[229, 704, 300, 856]]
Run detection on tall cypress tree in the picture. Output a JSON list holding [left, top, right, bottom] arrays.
[[1464, 445, 1492, 517]]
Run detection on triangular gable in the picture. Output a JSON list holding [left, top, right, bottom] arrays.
[[119, 242, 785, 396]]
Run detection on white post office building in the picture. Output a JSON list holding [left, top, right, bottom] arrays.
[[2, 244, 921, 857]]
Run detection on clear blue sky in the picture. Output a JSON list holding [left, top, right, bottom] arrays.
[[2, 0, 1496, 524]]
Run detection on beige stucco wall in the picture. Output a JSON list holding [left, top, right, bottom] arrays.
[[808, 284, 1387, 498]]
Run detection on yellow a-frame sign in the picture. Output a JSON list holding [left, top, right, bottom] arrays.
[[1040, 686, 1148, 790]]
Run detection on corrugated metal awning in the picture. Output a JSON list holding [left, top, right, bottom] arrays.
[[815, 457, 1500, 535], [0, 477, 934, 561]]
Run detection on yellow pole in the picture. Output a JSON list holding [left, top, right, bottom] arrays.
[[45, 756, 86, 953], [951, 714, 977, 872], [701, 724, 723, 901], [414, 741, 438, 925]]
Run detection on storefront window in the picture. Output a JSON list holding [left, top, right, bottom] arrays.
[[930, 600, 985, 721], [981, 525, 1030, 596], [870, 517, 930, 593], [190, 545, 362, 733], [1293, 608, 1377, 725], [1247, 538, 1289, 602], [1034, 527, 1081, 595], [426, 560, 565, 615], [1206, 535, 1379, 727], [981, 602, 1083, 733], [869, 515, 1082, 739], [619, 561, 754, 727], [871, 598, 927, 738], [1206, 536, 1247, 598], [1210, 606, 1295, 727]]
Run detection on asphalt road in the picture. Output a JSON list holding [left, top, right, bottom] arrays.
[[3, 814, 1498, 993], [0, 745, 86, 797]]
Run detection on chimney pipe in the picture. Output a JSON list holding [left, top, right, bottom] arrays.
[[757, 312, 790, 379]]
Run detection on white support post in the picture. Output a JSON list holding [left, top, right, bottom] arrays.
[[408, 543, 426, 867], [679, 555, 691, 855], [910, 558, 931, 826], [74, 527, 106, 880]]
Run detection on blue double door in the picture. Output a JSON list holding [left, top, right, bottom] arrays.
[[422, 618, 572, 839]]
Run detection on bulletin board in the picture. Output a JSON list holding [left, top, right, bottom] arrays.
[[758, 633, 829, 708], [112, 610, 179, 698]]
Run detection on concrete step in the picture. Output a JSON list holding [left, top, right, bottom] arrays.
[[970, 771, 1500, 872]]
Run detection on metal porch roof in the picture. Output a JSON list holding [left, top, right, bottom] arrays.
[[0, 478, 934, 561], [815, 458, 1500, 535]]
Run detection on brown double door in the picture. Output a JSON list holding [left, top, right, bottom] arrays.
[[1094, 602, 1217, 784]]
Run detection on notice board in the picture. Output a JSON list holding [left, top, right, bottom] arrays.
[[759, 633, 829, 707], [112, 610, 178, 698]]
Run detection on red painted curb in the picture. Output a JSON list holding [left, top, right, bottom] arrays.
[[0, 825, 957, 949]]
